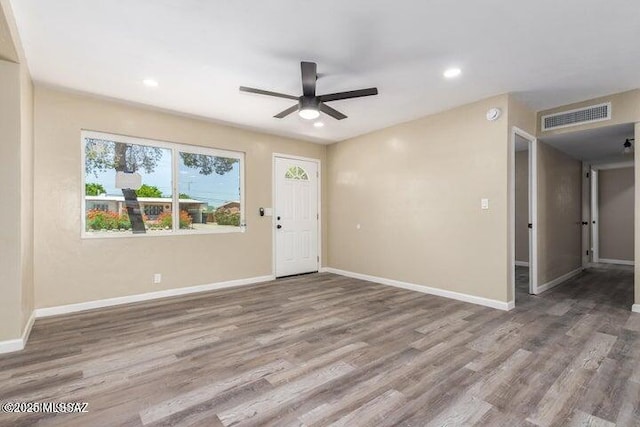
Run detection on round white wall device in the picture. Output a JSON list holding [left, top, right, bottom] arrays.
[[486, 108, 501, 121]]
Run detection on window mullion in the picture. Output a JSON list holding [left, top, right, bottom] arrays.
[[172, 147, 179, 232]]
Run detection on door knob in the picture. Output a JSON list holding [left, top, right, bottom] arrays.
[[277, 224, 282, 229]]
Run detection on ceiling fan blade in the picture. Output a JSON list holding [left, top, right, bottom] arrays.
[[318, 87, 378, 103], [301, 62, 317, 97], [274, 104, 299, 119], [239, 86, 298, 100], [319, 103, 347, 120]]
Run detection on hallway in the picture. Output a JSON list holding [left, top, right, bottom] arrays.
[[515, 264, 634, 311]]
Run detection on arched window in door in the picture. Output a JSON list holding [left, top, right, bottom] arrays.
[[284, 165, 309, 180]]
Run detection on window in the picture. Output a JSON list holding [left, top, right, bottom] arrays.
[[177, 150, 241, 232], [82, 131, 244, 237], [285, 165, 309, 180], [88, 202, 109, 212], [143, 205, 165, 218]]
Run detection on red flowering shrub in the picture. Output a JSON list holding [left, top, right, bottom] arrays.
[[179, 210, 192, 229], [153, 210, 192, 229], [86, 209, 128, 230], [86, 208, 190, 231]]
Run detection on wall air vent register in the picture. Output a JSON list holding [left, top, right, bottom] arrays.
[[542, 102, 611, 131]]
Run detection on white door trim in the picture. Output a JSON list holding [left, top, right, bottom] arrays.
[[591, 168, 599, 263], [510, 127, 538, 302], [272, 153, 322, 277]]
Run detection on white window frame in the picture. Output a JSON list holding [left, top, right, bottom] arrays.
[[81, 130, 245, 239]]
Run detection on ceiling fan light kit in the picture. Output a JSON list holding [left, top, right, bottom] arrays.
[[299, 109, 320, 120], [240, 61, 378, 121], [298, 97, 321, 120]]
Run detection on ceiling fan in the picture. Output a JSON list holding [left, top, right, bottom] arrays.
[[239, 61, 378, 120]]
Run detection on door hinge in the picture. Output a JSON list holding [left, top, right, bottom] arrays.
[[586, 250, 590, 255], [317, 255, 319, 262], [586, 172, 590, 178], [317, 213, 319, 220], [528, 223, 533, 229]]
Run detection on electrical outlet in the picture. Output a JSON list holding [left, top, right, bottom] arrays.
[[153, 273, 162, 284]]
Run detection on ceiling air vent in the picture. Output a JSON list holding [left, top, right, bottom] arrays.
[[541, 102, 611, 131]]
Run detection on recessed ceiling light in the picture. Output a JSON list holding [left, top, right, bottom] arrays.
[[443, 68, 461, 79], [313, 122, 324, 128], [142, 79, 159, 87]]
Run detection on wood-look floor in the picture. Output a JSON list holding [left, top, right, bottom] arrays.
[[1, 267, 639, 426]]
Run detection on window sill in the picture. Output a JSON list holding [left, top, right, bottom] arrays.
[[81, 226, 246, 239]]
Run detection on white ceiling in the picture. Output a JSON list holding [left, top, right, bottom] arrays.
[[9, 0, 640, 144], [541, 123, 635, 163]]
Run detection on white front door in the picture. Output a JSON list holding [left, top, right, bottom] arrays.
[[274, 157, 319, 277]]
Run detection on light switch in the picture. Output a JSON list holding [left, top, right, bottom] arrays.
[[481, 198, 489, 210]]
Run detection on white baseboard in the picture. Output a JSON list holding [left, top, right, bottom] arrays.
[[324, 267, 512, 311], [514, 261, 529, 267], [536, 267, 583, 294], [35, 274, 275, 318], [0, 337, 24, 354], [598, 258, 635, 266], [0, 311, 36, 354], [633, 304, 640, 313], [319, 267, 329, 273], [23, 311, 35, 343]]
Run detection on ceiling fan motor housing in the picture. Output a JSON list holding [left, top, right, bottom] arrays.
[[300, 97, 319, 110]]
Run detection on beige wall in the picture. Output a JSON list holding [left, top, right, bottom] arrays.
[[327, 94, 511, 303], [0, 1, 17, 62], [515, 150, 529, 263], [19, 59, 33, 329], [537, 141, 583, 285], [508, 97, 537, 137], [0, 0, 33, 344], [33, 86, 326, 309], [598, 167, 634, 262], [0, 60, 22, 341]]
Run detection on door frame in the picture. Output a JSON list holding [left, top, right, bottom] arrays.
[[591, 167, 599, 263], [272, 153, 322, 277], [510, 127, 539, 302], [590, 160, 635, 265], [582, 162, 592, 268]]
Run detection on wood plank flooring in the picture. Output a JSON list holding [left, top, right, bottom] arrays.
[[0, 266, 638, 426]]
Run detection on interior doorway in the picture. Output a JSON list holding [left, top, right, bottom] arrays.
[[511, 127, 538, 304], [538, 122, 635, 311], [590, 162, 635, 266]]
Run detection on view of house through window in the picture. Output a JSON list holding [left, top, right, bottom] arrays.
[[83, 132, 243, 236]]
